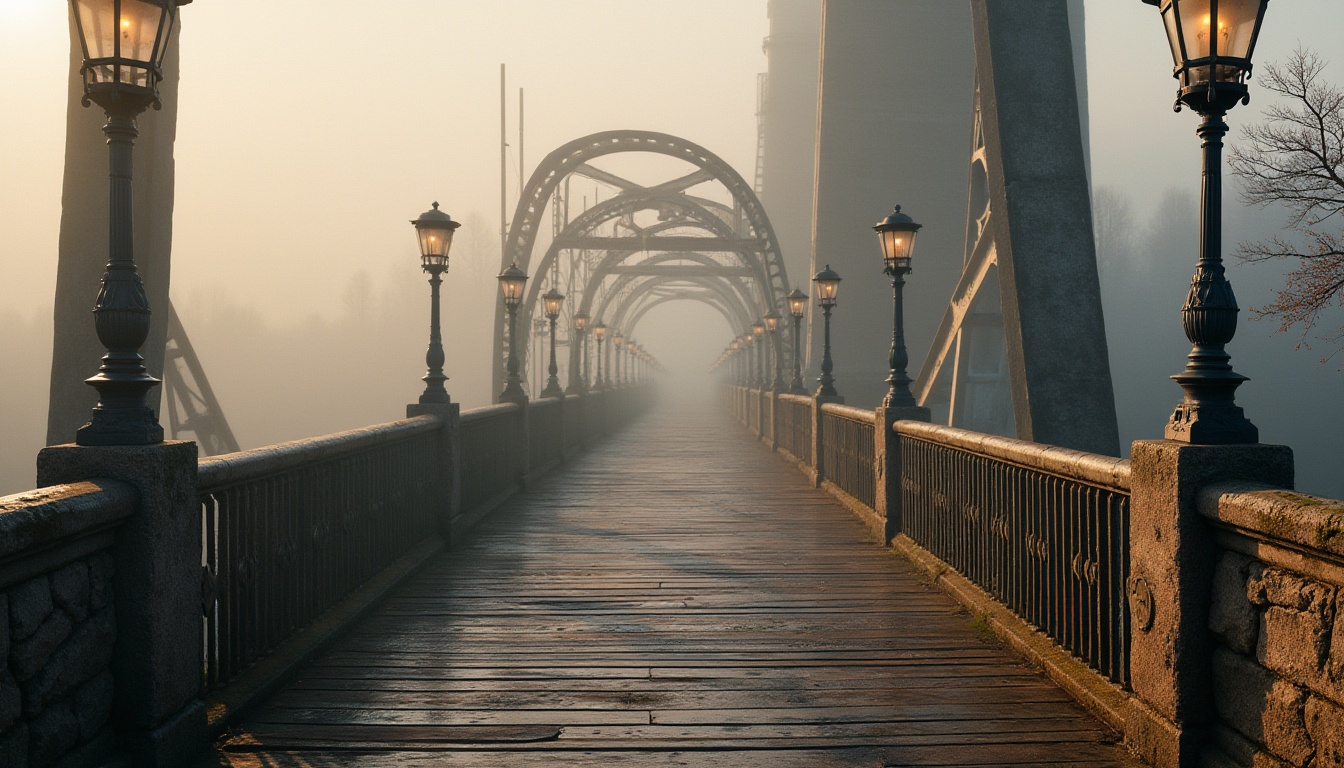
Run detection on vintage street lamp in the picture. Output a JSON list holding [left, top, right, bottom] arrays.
[[411, 202, 460, 404], [69, 0, 187, 445], [764, 310, 784, 393], [785, 288, 808, 394], [730, 338, 742, 385], [628, 340, 639, 383], [541, 288, 565, 398], [612, 330, 625, 386], [1144, 0, 1269, 443], [751, 321, 766, 388], [570, 311, 590, 394], [593, 321, 607, 390], [874, 205, 922, 409], [497, 263, 529, 401], [813, 265, 842, 399]]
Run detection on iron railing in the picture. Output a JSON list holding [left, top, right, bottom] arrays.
[[459, 403, 523, 513], [761, 393, 775, 442], [747, 389, 761, 433], [777, 394, 812, 465], [198, 417, 443, 691], [896, 421, 1132, 688], [528, 398, 564, 472], [563, 395, 583, 452], [820, 404, 876, 509]]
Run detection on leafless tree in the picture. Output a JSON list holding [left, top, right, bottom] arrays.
[[1229, 48, 1344, 362]]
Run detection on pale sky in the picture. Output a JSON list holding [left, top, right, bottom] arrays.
[[3, 1, 1342, 320]]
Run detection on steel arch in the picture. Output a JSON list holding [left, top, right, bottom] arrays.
[[493, 130, 790, 398]]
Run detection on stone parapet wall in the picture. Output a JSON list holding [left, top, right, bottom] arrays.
[[0, 482, 135, 768], [1202, 483, 1344, 768]]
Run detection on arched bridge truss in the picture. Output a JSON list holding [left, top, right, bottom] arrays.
[[492, 131, 792, 397]]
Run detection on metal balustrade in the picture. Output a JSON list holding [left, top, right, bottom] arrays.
[[820, 404, 876, 509], [528, 398, 565, 472], [460, 403, 524, 513], [777, 394, 812, 465], [896, 422, 1132, 687], [198, 417, 443, 691]]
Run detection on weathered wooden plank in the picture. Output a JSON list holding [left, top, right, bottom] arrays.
[[210, 402, 1139, 766]]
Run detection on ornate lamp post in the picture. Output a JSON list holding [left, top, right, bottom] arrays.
[[593, 321, 607, 390], [497, 263, 529, 402], [730, 338, 742, 384], [812, 265, 842, 399], [410, 203, 460, 405], [874, 205, 922, 409], [1144, 0, 1269, 444], [785, 288, 808, 394], [69, 0, 186, 446], [570, 312, 590, 393], [751, 321, 766, 388], [764, 310, 785, 392], [627, 340, 638, 384], [541, 288, 566, 398], [612, 330, 625, 386]]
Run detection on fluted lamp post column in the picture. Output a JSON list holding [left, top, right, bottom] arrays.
[[874, 205, 922, 409], [751, 321, 766, 389], [497, 263, 529, 402], [1142, 0, 1269, 444], [812, 266, 842, 399], [541, 288, 565, 398], [764, 310, 784, 393], [569, 312, 589, 394], [411, 203, 460, 404], [785, 288, 808, 394], [69, 0, 187, 446], [593, 322, 607, 390]]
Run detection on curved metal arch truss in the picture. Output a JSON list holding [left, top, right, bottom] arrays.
[[493, 130, 791, 398]]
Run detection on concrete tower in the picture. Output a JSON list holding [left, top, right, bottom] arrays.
[[807, 0, 976, 410], [757, 0, 822, 292]]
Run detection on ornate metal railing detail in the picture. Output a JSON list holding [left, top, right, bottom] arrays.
[[198, 417, 443, 691], [528, 398, 565, 472], [777, 394, 812, 465], [896, 421, 1132, 688], [820, 404, 876, 509], [460, 403, 523, 513]]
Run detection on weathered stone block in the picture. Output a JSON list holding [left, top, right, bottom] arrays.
[[1207, 724, 1293, 768], [49, 561, 90, 624], [21, 607, 114, 714], [1306, 695, 1344, 767], [1259, 605, 1332, 685], [0, 594, 9, 663], [1213, 648, 1313, 765], [1331, 591, 1344, 685], [87, 554, 112, 612], [72, 670, 113, 742], [0, 723, 28, 768], [8, 577, 52, 642], [28, 703, 78, 767], [10, 611, 72, 682], [0, 673, 20, 732], [1248, 567, 1334, 615], [1211, 552, 1258, 655]]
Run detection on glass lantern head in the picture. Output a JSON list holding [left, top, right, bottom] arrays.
[[812, 264, 842, 308], [874, 205, 922, 272], [786, 288, 808, 318], [72, 0, 183, 110], [1146, 0, 1268, 111], [411, 202, 460, 272], [543, 288, 565, 320], [496, 263, 528, 308]]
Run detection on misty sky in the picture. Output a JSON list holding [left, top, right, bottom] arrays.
[[1, 1, 1341, 492]]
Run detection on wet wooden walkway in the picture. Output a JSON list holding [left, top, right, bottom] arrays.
[[210, 397, 1138, 767]]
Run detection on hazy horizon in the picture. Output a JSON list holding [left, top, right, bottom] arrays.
[[1, 1, 1341, 497]]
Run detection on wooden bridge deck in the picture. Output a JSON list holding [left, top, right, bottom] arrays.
[[210, 398, 1138, 767]]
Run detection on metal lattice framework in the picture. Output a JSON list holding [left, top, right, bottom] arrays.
[[493, 131, 791, 397]]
